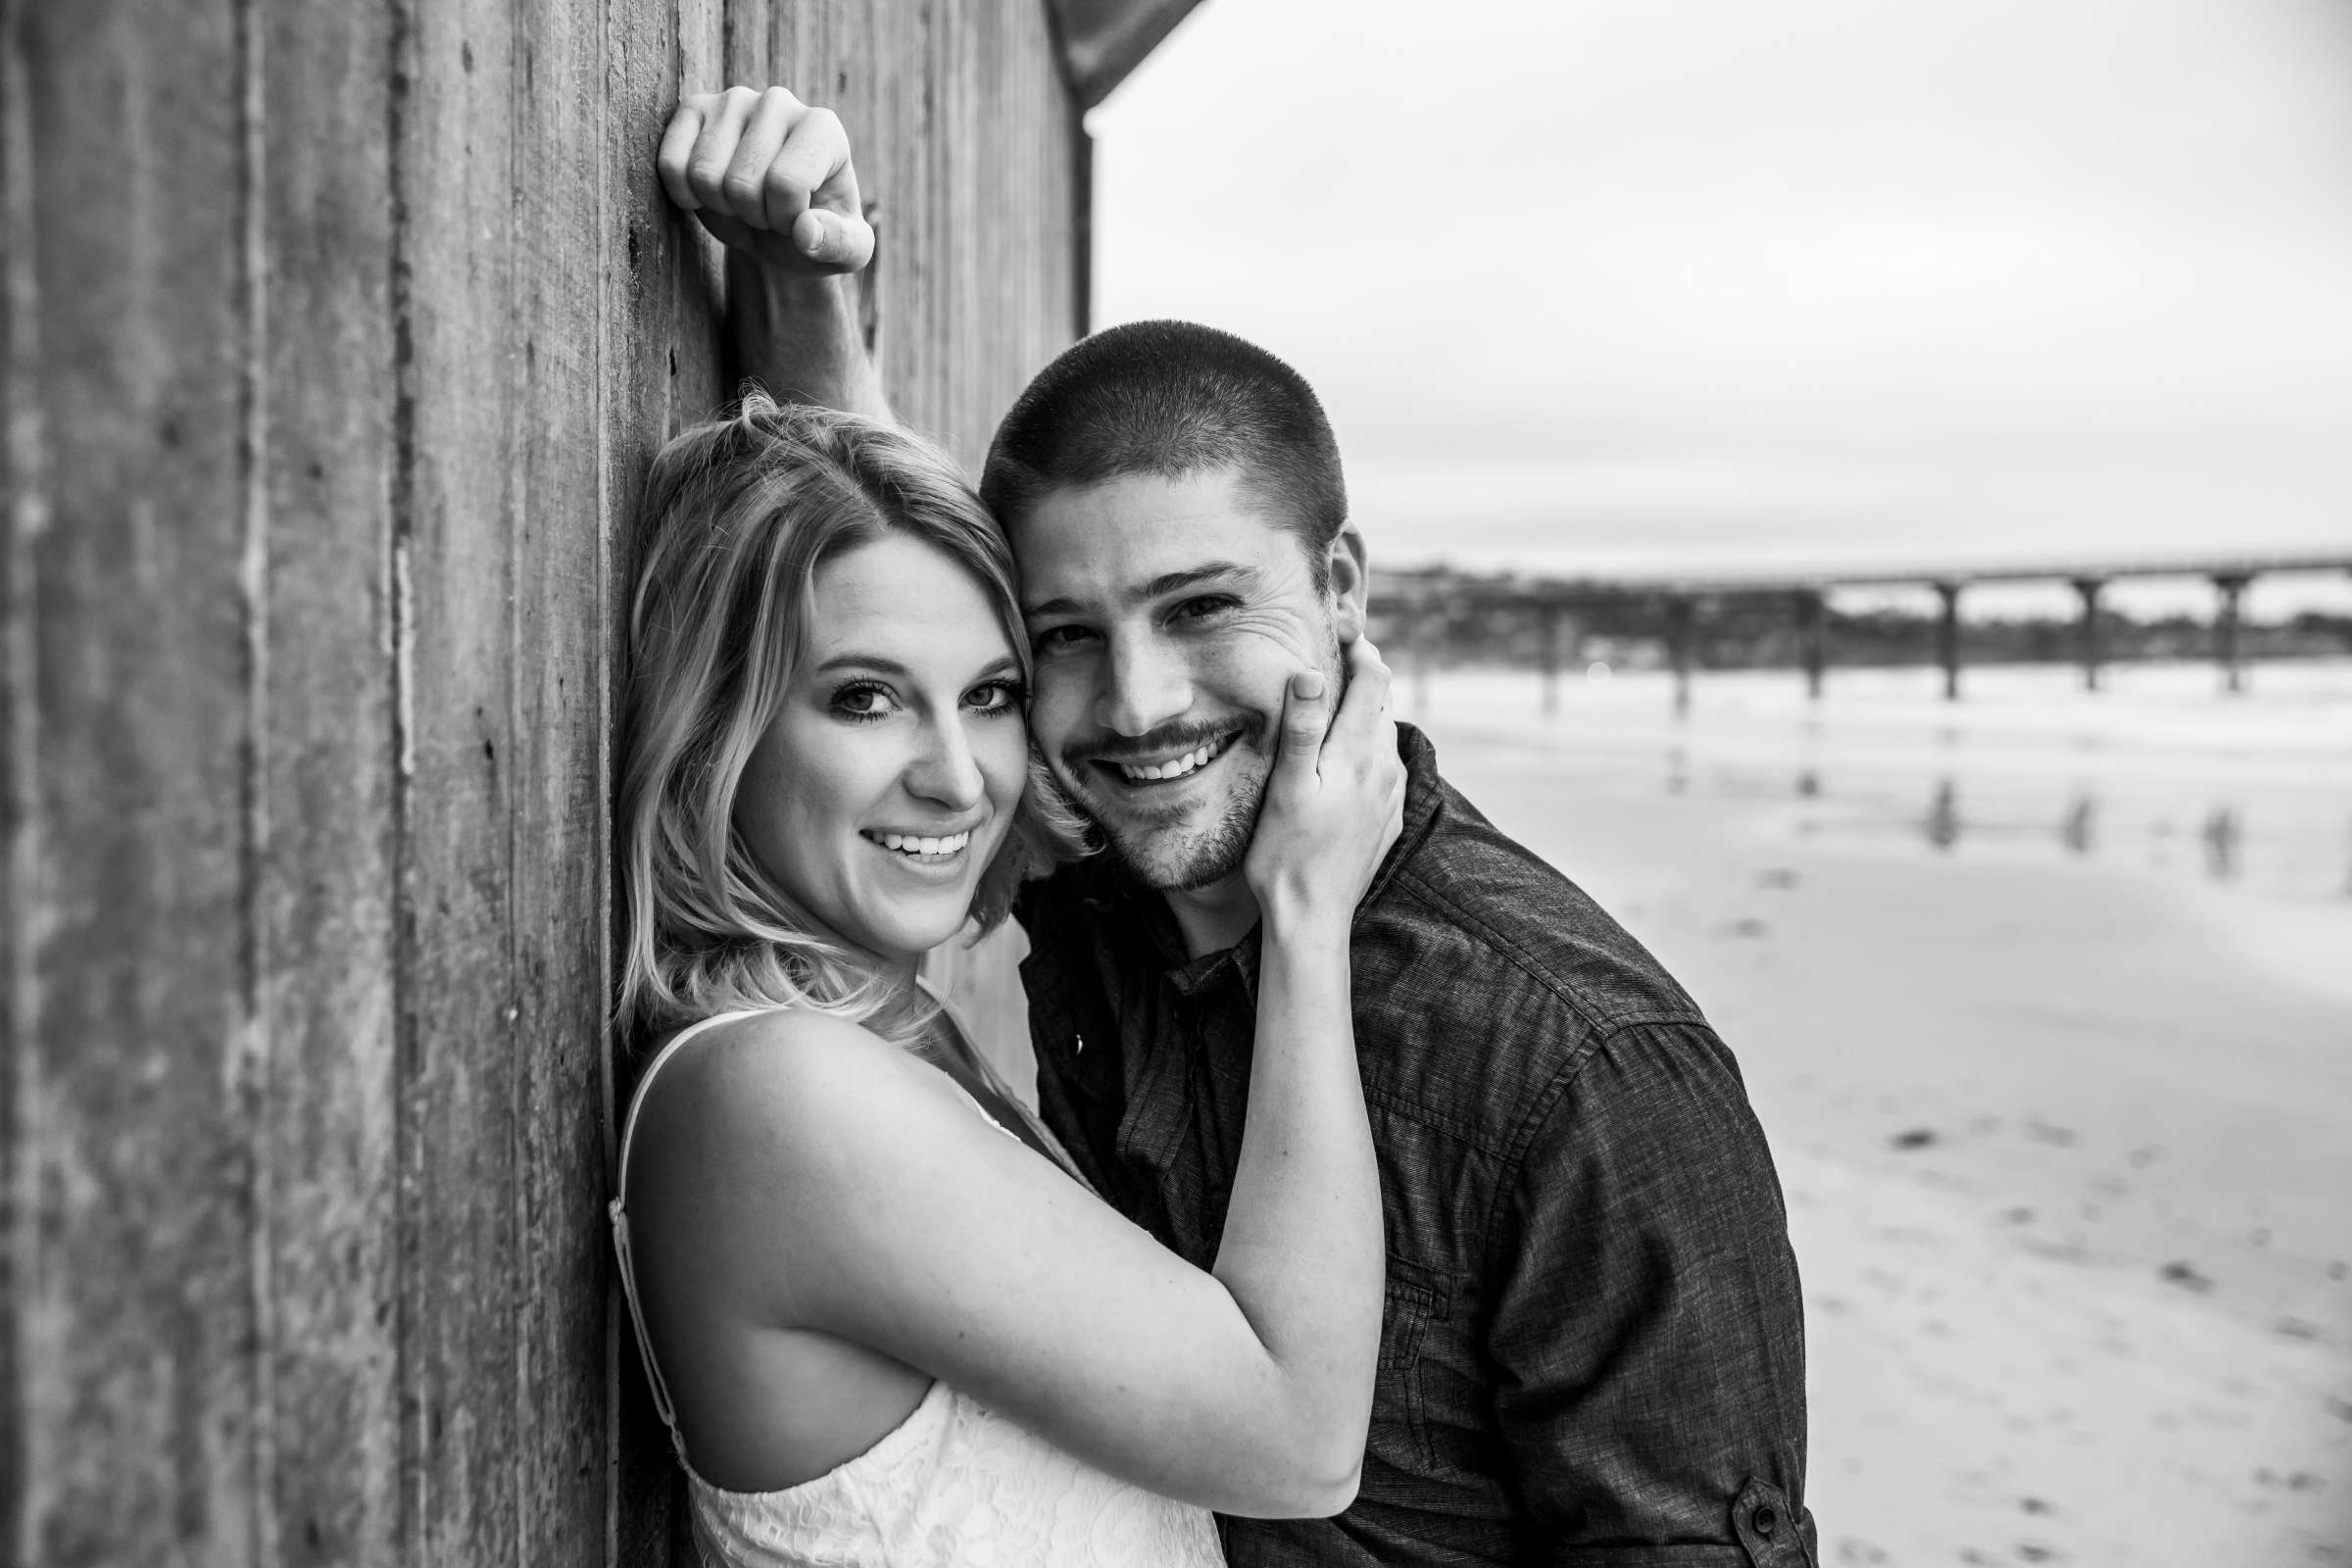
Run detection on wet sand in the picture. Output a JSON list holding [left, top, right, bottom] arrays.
[[1420, 662, 2352, 1567]]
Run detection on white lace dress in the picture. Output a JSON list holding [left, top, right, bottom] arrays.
[[611, 1007, 1227, 1568]]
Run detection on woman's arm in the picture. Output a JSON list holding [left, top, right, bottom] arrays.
[[1208, 643, 1403, 1501], [658, 87, 891, 422], [628, 650, 1400, 1517]]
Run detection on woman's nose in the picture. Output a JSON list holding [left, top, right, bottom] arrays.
[[906, 716, 986, 811]]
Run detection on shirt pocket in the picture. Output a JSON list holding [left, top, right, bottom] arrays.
[[1371, 1258, 1447, 1474]]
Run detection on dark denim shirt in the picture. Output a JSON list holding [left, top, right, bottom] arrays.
[[1017, 724, 1816, 1567]]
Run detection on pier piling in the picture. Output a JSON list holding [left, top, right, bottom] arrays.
[[1541, 602, 1566, 716], [2213, 572, 2250, 695], [1666, 596, 1696, 718], [2072, 577, 2108, 692], [1795, 589, 1828, 700], [1934, 581, 1964, 701]]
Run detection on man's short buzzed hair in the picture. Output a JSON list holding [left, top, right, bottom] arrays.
[[979, 319, 1348, 587]]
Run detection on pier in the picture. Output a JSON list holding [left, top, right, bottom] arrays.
[[1373, 551, 2352, 711]]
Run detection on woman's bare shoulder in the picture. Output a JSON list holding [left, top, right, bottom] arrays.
[[627, 1007, 964, 1190]]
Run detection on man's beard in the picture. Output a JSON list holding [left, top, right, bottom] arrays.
[[1056, 718, 1270, 893], [1063, 625, 1349, 894], [1105, 748, 1267, 892]]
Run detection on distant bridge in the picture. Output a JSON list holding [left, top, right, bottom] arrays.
[[1370, 551, 2352, 710]]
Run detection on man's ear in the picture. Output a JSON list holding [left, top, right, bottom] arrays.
[[1325, 523, 1369, 643]]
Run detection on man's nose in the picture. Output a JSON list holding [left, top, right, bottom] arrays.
[[1097, 633, 1192, 738], [905, 715, 987, 812]]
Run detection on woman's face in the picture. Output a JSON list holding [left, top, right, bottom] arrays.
[[734, 534, 1031, 966]]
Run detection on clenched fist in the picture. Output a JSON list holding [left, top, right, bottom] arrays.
[[658, 85, 874, 274]]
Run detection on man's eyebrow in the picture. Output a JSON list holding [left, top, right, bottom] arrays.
[[1021, 562, 1260, 619]]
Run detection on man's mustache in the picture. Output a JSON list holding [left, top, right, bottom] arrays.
[[1062, 715, 1265, 770]]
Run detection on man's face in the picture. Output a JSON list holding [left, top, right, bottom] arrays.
[[1014, 468, 1362, 892]]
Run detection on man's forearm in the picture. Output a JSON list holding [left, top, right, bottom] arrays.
[[727, 249, 892, 423]]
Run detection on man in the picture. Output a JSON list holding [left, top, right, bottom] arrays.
[[660, 88, 1818, 1567]]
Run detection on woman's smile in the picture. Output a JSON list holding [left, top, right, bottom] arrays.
[[860, 826, 978, 863]]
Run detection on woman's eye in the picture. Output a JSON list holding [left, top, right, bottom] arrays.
[[964, 680, 1023, 714], [830, 684, 897, 721]]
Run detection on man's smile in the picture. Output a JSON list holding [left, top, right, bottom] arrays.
[[1077, 725, 1252, 798], [1104, 729, 1243, 787]]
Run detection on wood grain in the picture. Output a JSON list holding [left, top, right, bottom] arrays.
[[510, 0, 617, 1557], [391, 0, 522, 1560], [256, 0, 403, 1560], [601, 4, 712, 1557], [5, 0, 259, 1559]]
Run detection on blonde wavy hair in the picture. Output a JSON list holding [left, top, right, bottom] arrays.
[[617, 393, 1081, 1053]]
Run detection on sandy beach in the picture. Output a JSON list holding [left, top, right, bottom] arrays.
[[1416, 660, 2352, 1567]]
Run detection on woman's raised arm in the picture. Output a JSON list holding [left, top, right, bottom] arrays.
[[658, 86, 892, 423]]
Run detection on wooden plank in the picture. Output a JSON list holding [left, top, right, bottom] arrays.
[[6, 0, 261, 1560], [603, 0, 717, 1555], [669, 0, 727, 418], [510, 0, 615, 1558], [0, 0, 38, 1550], [921, 0, 1081, 468], [776, 0, 926, 431], [255, 0, 405, 1561], [391, 0, 521, 1560], [723, 0, 770, 90]]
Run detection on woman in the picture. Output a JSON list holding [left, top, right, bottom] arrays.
[[611, 393, 1404, 1564]]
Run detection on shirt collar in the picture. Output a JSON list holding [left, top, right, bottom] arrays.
[[1366, 720, 1444, 911]]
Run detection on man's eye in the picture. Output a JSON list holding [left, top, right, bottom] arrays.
[[1173, 596, 1238, 622], [1032, 624, 1095, 653]]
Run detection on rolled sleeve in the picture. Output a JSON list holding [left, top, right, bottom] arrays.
[[1488, 1021, 1816, 1564]]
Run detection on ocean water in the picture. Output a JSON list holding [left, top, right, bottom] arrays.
[[1405, 656, 2352, 909]]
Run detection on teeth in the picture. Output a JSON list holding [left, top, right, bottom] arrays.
[[874, 831, 969, 857], [1118, 742, 1216, 783]]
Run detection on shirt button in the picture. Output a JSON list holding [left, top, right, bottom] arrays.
[[1753, 1505, 1778, 1538]]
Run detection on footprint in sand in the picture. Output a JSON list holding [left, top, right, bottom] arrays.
[[2159, 1259, 2215, 1294], [2024, 1118, 2078, 1149]]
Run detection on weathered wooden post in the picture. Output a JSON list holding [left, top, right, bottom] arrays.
[[2071, 576, 2107, 692], [1933, 580, 1964, 701], [2212, 571, 2251, 695]]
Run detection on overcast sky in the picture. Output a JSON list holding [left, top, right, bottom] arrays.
[[1091, 0, 2352, 597]]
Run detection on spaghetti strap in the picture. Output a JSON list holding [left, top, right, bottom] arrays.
[[614, 1008, 781, 1205], [609, 1006, 786, 1463], [607, 998, 1084, 1469]]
